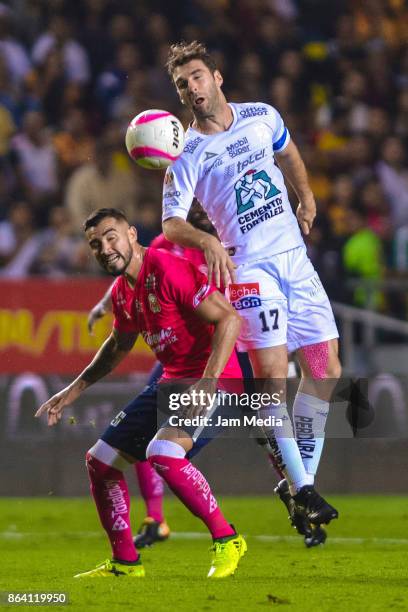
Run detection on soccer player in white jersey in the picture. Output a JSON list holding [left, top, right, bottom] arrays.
[[161, 41, 342, 531]]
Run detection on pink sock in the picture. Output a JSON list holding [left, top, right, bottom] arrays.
[[135, 460, 164, 522], [148, 455, 234, 539], [86, 452, 138, 562]]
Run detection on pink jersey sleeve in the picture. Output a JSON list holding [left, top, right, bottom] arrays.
[[163, 254, 216, 309]]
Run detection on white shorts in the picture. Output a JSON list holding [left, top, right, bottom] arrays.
[[227, 246, 338, 353]]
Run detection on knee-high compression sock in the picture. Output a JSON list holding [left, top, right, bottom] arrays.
[[294, 341, 331, 482], [293, 392, 329, 482], [147, 440, 234, 539], [260, 403, 312, 495], [135, 460, 164, 523], [86, 452, 138, 562]]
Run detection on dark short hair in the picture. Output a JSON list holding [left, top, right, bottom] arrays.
[[83, 208, 129, 232], [166, 41, 217, 79]]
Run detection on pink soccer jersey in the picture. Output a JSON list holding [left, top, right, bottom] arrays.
[[111, 247, 241, 379]]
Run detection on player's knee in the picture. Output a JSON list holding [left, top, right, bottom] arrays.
[[146, 438, 186, 461], [87, 439, 131, 471], [327, 357, 342, 379], [301, 342, 342, 380]]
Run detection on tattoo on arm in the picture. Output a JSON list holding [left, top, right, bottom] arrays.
[[80, 331, 137, 384]]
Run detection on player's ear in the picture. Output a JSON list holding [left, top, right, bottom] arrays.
[[128, 225, 138, 243], [214, 70, 223, 88]]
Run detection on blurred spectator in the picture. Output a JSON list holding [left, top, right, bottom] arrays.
[[10, 110, 58, 224], [0, 3, 31, 86], [376, 136, 408, 228], [32, 14, 90, 84], [30, 206, 85, 277], [111, 70, 154, 125], [97, 41, 142, 118], [346, 134, 376, 186], [359, 179, 392, 242], [342, 207, 384, 310], [395, 89, 408, 138], [53, 107, 95, 180], [65, 136, 139, 233], [0, 200, 43, 277], [327, 175, 357, 238]]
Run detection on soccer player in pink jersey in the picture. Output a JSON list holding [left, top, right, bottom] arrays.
[[85, 204, 214, 549], [36, 207, 246, 579]]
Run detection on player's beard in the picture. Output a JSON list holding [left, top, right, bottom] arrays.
[[102, 244, 133, 276], [192, 81, 220, 120]]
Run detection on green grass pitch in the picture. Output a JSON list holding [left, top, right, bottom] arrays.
[[1, 496, 408, 611]]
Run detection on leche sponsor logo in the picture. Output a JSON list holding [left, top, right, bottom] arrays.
[[229, 282, 261, 310]]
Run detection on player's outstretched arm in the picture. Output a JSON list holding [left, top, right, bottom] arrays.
[[275, 140, 316, 235], [163, 217, 236, 288], [35, 329, 138, 426], [87, 283, 114, 334]]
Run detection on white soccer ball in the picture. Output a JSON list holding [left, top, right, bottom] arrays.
[[125, 109, 185, 170]]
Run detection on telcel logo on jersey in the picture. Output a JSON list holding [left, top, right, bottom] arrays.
[[227, 136, 250, 158], [237, 148, 266, 174], [229, 283, 261, 310]]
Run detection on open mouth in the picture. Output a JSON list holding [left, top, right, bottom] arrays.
[[106, 255, 120, 265], [194, 97, 205, 106]]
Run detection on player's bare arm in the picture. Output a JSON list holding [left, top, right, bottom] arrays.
[[177, 292, 241, 419], [35, 329, 138, 426], [87, 282, 114, 334], [196, 291, 242, 379], [163, 217, 236, 288], [275, 140, 316, 235]]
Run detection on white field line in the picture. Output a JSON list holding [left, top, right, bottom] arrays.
[[1, 530, 408, 546]]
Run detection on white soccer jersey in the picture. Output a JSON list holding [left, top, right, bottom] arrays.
[[162, 102, 304, 264]]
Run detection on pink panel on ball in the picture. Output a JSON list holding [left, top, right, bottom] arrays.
[[130, 146, 178, 161], [134, 112, 171, 125]]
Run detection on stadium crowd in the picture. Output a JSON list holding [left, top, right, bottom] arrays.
[[0, 0, 407, 316]]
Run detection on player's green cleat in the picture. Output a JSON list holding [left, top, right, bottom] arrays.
[[73, 558, 145, 578], [207, 533, 247, 579]]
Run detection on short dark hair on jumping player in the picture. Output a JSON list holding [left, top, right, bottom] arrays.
[[83, 208, 129, 232], [166, 41, 217, 79]]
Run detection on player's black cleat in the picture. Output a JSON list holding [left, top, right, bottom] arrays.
[[274, 480, 312, 537], [133, 517, 170, 548], [304, 525, 327, 548], [293, 485, 338, 525]]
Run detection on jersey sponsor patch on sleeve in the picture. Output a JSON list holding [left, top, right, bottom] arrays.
[[193, 283, 211, 307]]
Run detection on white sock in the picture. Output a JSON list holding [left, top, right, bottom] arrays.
[[259, 403, 311, 493], [293, 392, 329, 482]]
